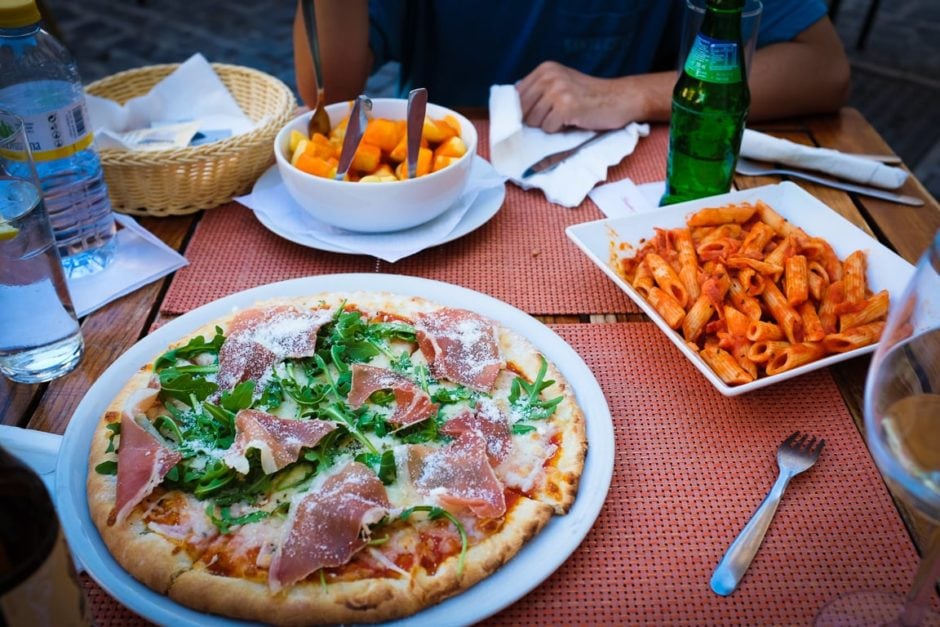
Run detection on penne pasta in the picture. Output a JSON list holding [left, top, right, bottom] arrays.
[[645, 252, 689, 308], [807, 260, 829, 301], [760, 281, 803, 344], [647, 287, 686, 330], [728, 278, 763, 320], [700, 346, 754, 384], [839, 290, 889, 331], [746, 320, 784, 342], [672, 228, 701, 302], [823, 321, 886, 353], [607, 199, 889, 386], [632, 260, 655, 298], [747, 340, 791, 363], [765, 342, 827, 376], [688, 203, 756, 227], [842, 250, 867, 306], [799, 301, 827, 342], [818, 280, 845, 335], [785, 255, 809, 307]]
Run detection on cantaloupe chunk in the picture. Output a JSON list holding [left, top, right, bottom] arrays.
[[362, 119, 403, 152], [351, 143, 382, 172], [434, 136, 467, 159], [295, 153, 337, 179]]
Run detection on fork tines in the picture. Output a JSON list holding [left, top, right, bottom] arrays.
[[782, 431, 826, 456]]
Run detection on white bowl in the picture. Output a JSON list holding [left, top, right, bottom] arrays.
[[274, 98, 478, 233]]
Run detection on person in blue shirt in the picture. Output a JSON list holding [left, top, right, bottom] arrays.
[[293, 0, 850, 132]]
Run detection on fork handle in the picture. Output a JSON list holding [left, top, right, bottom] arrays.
[[710, 470, 793, 596]]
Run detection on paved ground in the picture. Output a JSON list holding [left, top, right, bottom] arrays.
[[45, 0, 939, 198]]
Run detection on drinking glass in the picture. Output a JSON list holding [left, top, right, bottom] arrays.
[[679, 0, 763, 77], [816, 230, 940, 626], [0, 110, 83, 383]]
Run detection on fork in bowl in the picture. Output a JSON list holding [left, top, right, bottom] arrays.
[[710, 431, 825, 596]]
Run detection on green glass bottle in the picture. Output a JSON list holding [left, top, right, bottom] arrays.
[[660, 0, 750, 206]]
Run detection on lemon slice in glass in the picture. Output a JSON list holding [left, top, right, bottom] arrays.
[[0, 220, 19, 241]]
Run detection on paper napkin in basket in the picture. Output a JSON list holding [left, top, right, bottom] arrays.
[[86, 53, 256, 150], [740, 129, 908, 189], [238, 157, 506, 263], [488, 84, 649, 208]]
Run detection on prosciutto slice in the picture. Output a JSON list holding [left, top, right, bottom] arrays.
[[113, 413, 181, 525], [224, 409, 337, 475], [440, 398, 512, 465], [408, 431, 506, 519], [347, 364, 438, 427], [414, 308, 503, 392], [268, 462, 390, 591], [216, 306, 332, 391]]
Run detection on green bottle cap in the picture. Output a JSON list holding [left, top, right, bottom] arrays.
[[0, 0, 40, 28]]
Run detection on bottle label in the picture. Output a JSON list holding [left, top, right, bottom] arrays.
[[684, 34, 742, 83], [11, 103, 95, 162]]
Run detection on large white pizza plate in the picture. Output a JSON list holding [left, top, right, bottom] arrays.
[[566, 181, 916, 396], [55, 274, 615, 626]]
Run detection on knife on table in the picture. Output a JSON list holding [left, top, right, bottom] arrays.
[[521, 129, 617, 178]]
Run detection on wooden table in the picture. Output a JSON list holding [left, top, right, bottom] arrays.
[[2, 106, 938, 620]]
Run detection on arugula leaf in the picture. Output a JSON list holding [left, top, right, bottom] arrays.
[[94, 460, 118, 475], [355, 450, 397, 485], [399, 506, 467, 577], [394, 413, 443, 444], [508, 356, 563, 422], [254, 379, 284, 411], [155, 415, 184, 444], [318, 404, 379, 455], [154, 327, 225, 371], [365, 321, 416, 344], [389, 351, 413, 373], [220, 380, 255, 413], [192, 458, 236, 498], [104, 422, 121, 453], [205, 504, 271, 535], [511, 423, 537, 435], [431, 385, 474, 405], [368, 390, 395, 407], [303, 427, 349, 471], [158, 369, 218, 404]]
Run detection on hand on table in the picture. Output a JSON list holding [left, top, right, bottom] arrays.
[[516, 61, 650, 133]]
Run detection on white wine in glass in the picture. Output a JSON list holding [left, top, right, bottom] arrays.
[[817, 230, 940, 626]]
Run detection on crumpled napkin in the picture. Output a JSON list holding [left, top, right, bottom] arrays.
[[740, 129, 908, 189], [85, 53, 256, 150], [488, 84, 649, 207], [237, 156, 507, 263], [68, 214, 188, 317]]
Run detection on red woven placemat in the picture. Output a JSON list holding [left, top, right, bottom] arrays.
[[79, 322, 922, 626], [160, 122, 669, 316]]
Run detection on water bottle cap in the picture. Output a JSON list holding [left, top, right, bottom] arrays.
[[0, 0, 40, 28]]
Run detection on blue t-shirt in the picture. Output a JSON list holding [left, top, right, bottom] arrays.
[[368, 0, 828, 106]]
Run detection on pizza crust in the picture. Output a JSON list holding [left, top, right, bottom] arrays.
[[85, 290, 588, 623], [166, 497, 553, 625]]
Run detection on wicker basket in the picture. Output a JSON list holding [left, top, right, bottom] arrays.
[[85, 63, 297, 216]]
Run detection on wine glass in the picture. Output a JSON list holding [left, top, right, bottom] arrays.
[[816, 230, 940, 626]]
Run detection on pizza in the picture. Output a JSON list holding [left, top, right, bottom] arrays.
[[87, 291, 587, 624]]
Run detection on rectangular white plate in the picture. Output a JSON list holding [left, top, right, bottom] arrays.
[[566, 182, 916, 396]]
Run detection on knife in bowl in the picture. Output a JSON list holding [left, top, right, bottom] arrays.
[[335, 95, 373, 181], [521, 129, 616, 178]]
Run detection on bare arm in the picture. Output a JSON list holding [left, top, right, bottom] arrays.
[[517, 17, 850, 132], [293, 0, 373, 107]]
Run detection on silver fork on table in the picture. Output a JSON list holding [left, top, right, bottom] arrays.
[[710, 431, 825, 596]]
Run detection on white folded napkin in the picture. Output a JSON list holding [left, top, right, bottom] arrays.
[[488, 84, 649, 208], [86, 53, 256, 150], [237, 156, 507, 263], [68, 214, 188, 317], [740, 129, 908, 189]]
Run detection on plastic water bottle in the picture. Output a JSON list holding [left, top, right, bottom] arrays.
[[0, 0, 116, 278], [660, 0, 750, 206]]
